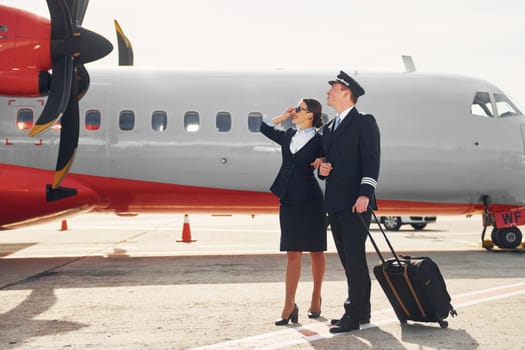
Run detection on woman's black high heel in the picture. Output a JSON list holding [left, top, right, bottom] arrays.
[[275, 304, 299, 326], [307, 297, 322, 319]]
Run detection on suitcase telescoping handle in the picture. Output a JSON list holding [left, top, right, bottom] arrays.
[[358, 210, 403, 266]]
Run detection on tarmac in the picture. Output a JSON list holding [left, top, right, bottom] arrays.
[[1, 213, 525, 349]]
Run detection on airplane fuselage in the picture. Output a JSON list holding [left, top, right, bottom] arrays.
[[1, 68, 525, 227]]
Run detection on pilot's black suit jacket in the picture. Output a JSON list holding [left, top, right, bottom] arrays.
[[321, 107, 380, 211], [260, 123, 323, 203]]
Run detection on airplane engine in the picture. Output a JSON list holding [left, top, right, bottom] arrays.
[[0, 7, 52, 96], [0, 164, 100, 229], [0, 1, 112, 194]]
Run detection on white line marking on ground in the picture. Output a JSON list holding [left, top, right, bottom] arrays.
[[191, 281, 525, 350]]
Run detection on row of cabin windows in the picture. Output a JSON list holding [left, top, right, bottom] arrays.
[[16, 93, 521, 132], [15, 109, 266, 133], [471, 92, 522, 118]]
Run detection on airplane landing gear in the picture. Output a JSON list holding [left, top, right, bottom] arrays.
[[481, 195, 525, 250]]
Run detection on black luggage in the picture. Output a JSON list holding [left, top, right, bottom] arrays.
[[360, 212, 457, 328]]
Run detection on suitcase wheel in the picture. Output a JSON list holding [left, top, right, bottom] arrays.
[[450, 307, 458, 317], [438, 320, 448, 328]]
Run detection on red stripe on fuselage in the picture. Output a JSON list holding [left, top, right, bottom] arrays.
[[1, 164, 522, 228], [70, 172, 280, 214]]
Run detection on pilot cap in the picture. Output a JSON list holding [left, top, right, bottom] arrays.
[[328, 70, 365, 97]]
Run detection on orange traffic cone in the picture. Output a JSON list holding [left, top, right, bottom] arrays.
[[60, 219, 68, 231], [177, 214, 196, 242]]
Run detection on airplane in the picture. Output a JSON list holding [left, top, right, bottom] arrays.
[[1, 2, 525, 251]]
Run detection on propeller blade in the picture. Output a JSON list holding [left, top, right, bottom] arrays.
[[47, 0, 74, 40], [53, 68, 79, 189], [65, 0, 89, 26], [31, 0, 113, 195], [114, 20, 134, 66], [29, 0, 75, 137], [28, 55, 73, 137]]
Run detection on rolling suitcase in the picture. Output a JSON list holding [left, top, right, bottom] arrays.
[[360, 212, 457, 328]]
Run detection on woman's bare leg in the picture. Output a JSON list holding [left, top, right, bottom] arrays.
[[309, 251, 325, 312], [281, 251, 302, 318]]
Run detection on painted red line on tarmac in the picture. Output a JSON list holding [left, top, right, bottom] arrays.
[[298, 329, 317, 337], [192, 281, 525, 350]]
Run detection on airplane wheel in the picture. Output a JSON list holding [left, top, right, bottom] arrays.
[[491, 229, 500, 246], [383, 216, 402, 231], [496, 227, 522, 249]]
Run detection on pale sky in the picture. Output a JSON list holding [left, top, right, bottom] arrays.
[[4, 0, 525, 106]]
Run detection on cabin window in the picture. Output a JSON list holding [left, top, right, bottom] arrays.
[[184, 111, 200, 132], [85, 110, 101, 131], [16, 108, 34, 130], [216, 112, 231, 132], [51, 120, 61, 131], [470, 92, 493, 117], [119, 110, 135, 131], [248, 112, 263, 132], [152, 111, 168, 131], [494, 93, 522, 117]]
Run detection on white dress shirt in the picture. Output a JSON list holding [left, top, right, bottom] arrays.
[[336, 106, 354, 125], [289, 127, 316, 154]]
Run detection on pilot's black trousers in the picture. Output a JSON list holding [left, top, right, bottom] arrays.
[[328, 210, 372, 320]]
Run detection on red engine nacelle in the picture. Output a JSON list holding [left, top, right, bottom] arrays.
[[0, 5, 52, 96]]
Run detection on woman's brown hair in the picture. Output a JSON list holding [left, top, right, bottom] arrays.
[[303, 98, 323, 128]]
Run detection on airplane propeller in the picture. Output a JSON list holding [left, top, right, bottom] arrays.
[[28, 0, 112, 190], [114, 19, 134, 66]]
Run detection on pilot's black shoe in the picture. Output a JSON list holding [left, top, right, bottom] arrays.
[[330, 316, 370, 325], [329, 317, 360, 333]]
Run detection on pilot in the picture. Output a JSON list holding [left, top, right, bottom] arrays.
[[260, 98, 326, 326], [319, 71, 381, 333]]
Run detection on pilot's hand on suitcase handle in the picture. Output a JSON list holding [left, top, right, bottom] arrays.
[[352, 196, 370, 213]]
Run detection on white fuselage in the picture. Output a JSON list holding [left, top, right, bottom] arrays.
[[1, 68, 525, 214]]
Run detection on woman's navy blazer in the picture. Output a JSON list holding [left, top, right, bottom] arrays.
[[260, 123, 324, 203]]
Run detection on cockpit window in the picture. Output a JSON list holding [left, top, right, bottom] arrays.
[[494, 93, 522, 117], [471, 92, 493, 117]]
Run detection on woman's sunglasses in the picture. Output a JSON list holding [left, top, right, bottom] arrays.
[[294, 106, 310, 113]]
